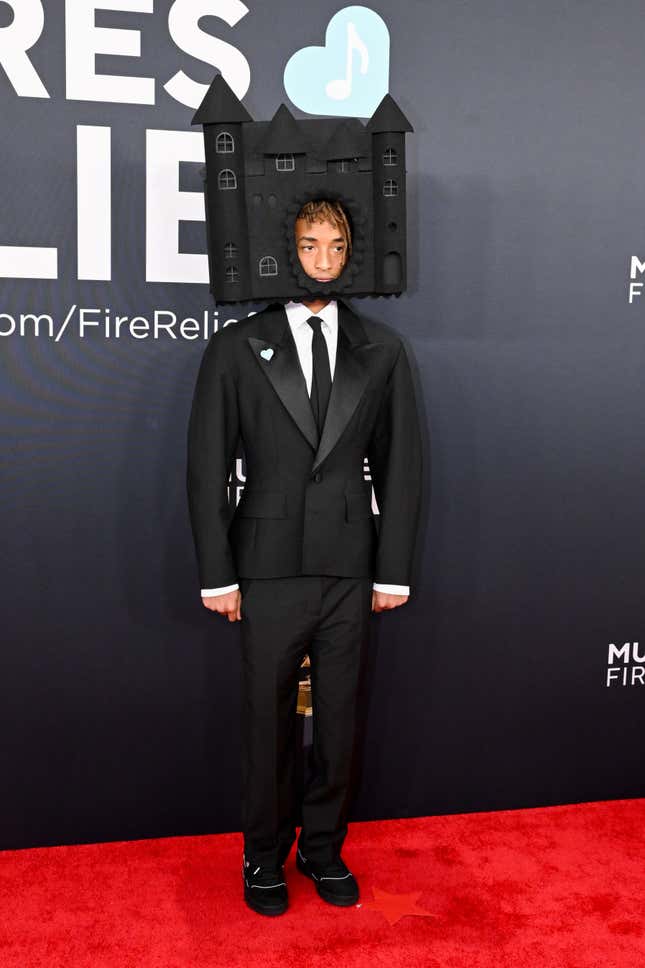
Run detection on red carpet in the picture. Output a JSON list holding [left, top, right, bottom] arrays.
[[1, 799, 643, 967]]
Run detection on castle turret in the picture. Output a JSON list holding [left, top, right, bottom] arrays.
[[322, 119, 367, 174], [257, 103, 310, 177], [367, 94, 413, 293], [192, 75, 253, 299]]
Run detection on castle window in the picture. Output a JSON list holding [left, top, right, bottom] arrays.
[[216, 131, 234, 153], [336, 159, 354, 173], [224, 242, 238, 259], [225, 265, 239, 282], [259, 256, 278, 277], [218, 169, 237, 190], [383, 147, 398, 166], [383, 179, 399, 197], [275, 153, 295, 172]]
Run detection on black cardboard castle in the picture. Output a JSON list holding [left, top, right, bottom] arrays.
[[192, 74, 413, 305]]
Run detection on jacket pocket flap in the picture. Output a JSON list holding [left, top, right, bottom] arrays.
[[236, 490, 287, 518]]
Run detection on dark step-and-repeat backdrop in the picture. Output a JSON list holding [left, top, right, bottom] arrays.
[[1, 1, 643, 850]]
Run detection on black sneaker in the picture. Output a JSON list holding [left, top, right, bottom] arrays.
[[296, 847, 359, 906], [242, 854, 288, 916]]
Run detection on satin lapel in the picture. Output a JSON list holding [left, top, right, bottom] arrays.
[[311, 301, 372, 474], [247, 306, 319, 452]]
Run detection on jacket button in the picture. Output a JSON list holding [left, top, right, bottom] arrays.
[[312, 472, 322, 483]]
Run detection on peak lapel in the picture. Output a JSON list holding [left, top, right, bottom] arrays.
[[311, 301, 371, 473], [247, 307, 319, 452]]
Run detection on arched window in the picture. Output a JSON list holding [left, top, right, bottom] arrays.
[[224, 242, 238, 259], [218, 169, 237, 190], [275, 153, 295, 172], [383, 179, 398, 197], [216, 131, 234, 153], [383, 147, 398, 166], [225, 265, 239, 282], [259, 256, 278, 277]]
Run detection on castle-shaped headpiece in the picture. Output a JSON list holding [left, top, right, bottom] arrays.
[[192, 74, 413, 305]]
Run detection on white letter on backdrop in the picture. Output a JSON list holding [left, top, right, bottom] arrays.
[[146, 130, 208, 284], [164, 0, 250, 108], [0, 246, 58, 280], [630, 256, 645, 279], [66, 0, 155, 104], [0, 0, 49, 97], [77, 126, 112, 280]]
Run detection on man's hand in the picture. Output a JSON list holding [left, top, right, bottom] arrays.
[[202, 589, 241, 622], [372, 590, 409, 612]]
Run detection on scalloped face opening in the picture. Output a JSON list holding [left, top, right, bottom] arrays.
[[283, 190, 367, 300]]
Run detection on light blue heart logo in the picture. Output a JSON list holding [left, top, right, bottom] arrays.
[[260, 347, 274, 360], [284, 6, 390, 118]]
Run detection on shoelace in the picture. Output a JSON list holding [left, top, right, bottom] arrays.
[[247, 864, 285, 887]]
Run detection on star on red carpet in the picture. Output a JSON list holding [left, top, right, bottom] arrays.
[[362, 887, 436, 926]]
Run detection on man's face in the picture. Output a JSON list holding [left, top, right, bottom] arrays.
[[294, 217, 348, 283]]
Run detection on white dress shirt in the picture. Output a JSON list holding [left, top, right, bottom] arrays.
[[201, 299, 410, 598]]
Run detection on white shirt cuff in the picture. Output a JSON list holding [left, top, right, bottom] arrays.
[[201, 583, 240, 597], [372, 583, 410, 596], [202, 582, 409, 597]]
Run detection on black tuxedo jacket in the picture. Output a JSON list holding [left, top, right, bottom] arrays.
[[187, 299, 423, 589]]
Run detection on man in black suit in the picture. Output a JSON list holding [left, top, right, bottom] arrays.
[[187, 199, 422, 916]]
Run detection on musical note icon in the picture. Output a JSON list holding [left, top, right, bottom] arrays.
[[283, 7, 389, 117], [325, 21, 369, 101]]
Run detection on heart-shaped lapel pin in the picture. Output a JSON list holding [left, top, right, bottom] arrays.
[[260, 347, 274, 361]]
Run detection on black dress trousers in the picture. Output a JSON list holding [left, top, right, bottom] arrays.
[[239, 574, 373, 869]]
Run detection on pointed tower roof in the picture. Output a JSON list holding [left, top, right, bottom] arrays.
[[366, 94, 414, 134], [322, 119, 368, 160], [257, 104, 310, 154], [191, 74, 253, 126]]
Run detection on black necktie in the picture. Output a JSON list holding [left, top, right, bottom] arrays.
[[306, 316, 332, 436]]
